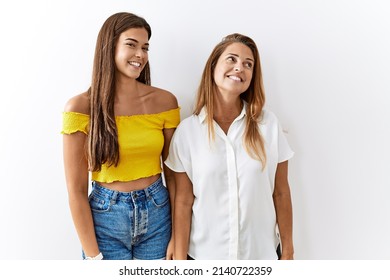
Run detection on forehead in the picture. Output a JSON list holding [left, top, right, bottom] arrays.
[[118, 28, 149, 43], [222, 42, 254, 60]]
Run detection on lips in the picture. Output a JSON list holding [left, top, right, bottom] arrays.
[[128, 61, 142, 68], [227, 75, 243, 82]]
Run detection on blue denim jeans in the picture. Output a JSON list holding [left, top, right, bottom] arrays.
[[87, 176, 171, 260]]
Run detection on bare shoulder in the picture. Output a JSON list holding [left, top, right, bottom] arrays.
[[149, 86, 178, 112], [64, 91, 90, 114]]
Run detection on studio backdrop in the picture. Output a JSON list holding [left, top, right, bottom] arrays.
[[0, 0, 389, 259]]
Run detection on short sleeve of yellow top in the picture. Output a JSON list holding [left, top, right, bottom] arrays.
[[61, 108, 180, 183]]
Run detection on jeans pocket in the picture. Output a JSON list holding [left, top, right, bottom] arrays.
[[150, 186, 169, 208], [89, 191, 112, 213]]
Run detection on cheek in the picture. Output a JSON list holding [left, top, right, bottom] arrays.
[[142, 53, 149, 65], [213, 66, 225, 80], [213, 70, 224, 86], [114, 49, 127, 65], [245, 72, 253, 85], [114, 53, 121, 65]]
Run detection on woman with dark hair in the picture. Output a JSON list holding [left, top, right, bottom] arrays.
[[165, 33, 294, 260], [62, 12, 179, 260]]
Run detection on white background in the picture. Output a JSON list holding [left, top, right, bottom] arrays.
[[0, 0, 389, 260]]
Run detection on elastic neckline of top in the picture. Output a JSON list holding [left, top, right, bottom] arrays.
[[64, 107, 180, 118]]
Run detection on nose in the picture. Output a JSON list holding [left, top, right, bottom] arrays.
[[234, 64, 242, 72], [135, 48, 145, 58]]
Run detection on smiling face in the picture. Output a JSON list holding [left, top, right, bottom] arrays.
[[114, 28, 150, 81], [213, 42, 254, 97]]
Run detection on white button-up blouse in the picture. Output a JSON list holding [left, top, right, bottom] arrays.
[[165, 104, 294, 259]]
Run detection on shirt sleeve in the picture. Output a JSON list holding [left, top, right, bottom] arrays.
[[61, 112, 89, 135], [164, 123, 189, 173], [277, 120, 294, 163]]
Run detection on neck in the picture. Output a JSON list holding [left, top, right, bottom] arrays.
[[115, 78, 140, 98], [213, 96, 243, 123], [115, 72, 140, 95]]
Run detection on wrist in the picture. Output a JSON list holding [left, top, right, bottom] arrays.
[[84, 252, 103, 260]]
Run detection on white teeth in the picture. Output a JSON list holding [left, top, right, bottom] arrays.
[[229, 75, 242, 82], [129, 61, 141, 67]]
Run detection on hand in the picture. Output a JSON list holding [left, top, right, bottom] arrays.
[[165, 239, 174, 260], [279, 251, 294, 260]]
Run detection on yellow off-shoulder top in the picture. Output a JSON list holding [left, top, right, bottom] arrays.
[[61, 108, 180, 183]]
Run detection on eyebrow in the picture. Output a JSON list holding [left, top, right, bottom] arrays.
[[124, 38, 149, 46], [227, 53, 254, 62]]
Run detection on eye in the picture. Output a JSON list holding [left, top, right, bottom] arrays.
[[244, 61, 253, 69], [226, 56, 236, 63], [142, 46, 149, 52], [126, 43, 136, 48]]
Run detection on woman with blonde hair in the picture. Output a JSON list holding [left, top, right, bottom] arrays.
[[165, 33, 294, 260]]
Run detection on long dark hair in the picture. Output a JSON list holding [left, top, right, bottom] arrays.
[[193, 33, 267, 168], [88, 12, 151, 171]]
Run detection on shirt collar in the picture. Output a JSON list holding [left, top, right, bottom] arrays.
[[198, 101, 247, 124]]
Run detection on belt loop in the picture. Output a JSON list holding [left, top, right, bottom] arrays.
[[111, 190, 118, 202], [144, 187, 150, 198]]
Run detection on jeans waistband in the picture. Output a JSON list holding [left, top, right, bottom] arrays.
[[91, 176, 163, 201]]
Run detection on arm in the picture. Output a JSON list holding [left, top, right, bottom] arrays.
[[158, 89, 179, 260], [173, 172, 194, 260], [63, 131, 100, 258], [162, 127, 176, 260], [273, 160, 294, 260], [63, 93, 100, 258]]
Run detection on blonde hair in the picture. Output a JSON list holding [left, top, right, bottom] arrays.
[[193, 33, 267, 168]]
